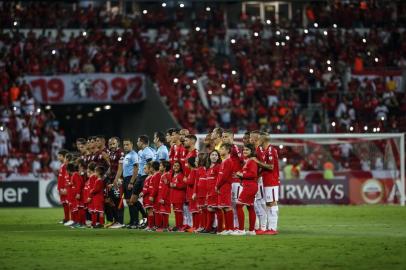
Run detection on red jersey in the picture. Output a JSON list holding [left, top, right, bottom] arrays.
[[169, 144, 186, 165], [241, 159, 258, 182], [57, 163, 67, 192], [108, 148, 124, 178], [94, 149, 109, 169], [216, 157, 234, 189], [206, 164, 220, 197], [169, 172, 186, 204], [89, 178, 105, 205], [261, 144, 280, 187], [142, 175, 153, 206], [230, 144, 243, 183], [182, 148, 198, 176], [83, 174, 97, 205], [156, 172, 171, 204], [256, 145, 264, 161], [71, 172, 85, 200], [149, 172, 161, 201], [186, 168, 198, 201], [194, 167, 208, 199]]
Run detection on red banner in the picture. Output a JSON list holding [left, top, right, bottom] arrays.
[[24, 73, 146, 104]]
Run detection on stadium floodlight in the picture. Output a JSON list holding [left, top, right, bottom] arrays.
[[230, 39, 236, 44], [179, 3, 184, 8], [375, 57, 379, 62], [331, 121, 336, 127], [36, 108, 41, 113], [192, 79, 197, 84], [117, 36, 122, 42], [0, 126, 4, 131], [314, 22, 318, 28], [364, 125, 368, 131], [195, 27, 201, 32], [51, 50, 56, 55], [277, 125, 281, 130], [275, 42, 280, 46], [206, 6, 210, 12], [143, 10, 148, 15], [309, 68, 314, 74], [254, 32, 259, 37], [367, 51, 371, 56], [175, 53, 180, 59], [279, 145, 284, 149], [323, 30, 328, 36], [13, 21, 18, 26], [381, 116, 385, 121], [82, 31, 87, 37], [13, 106, 17, 111], [304, 29, 309, 34], [231, 70, 237, 75], [282, 157, 287, 162], [362, 38, 367, 43], [349, 126, 354, 131], [221, 84, 226, 89], [285, 36, 290, 41], [155, 54, 160, 58], [326, 60, 331, 65], [45, 105, 51, 110], [77, 114, 83, 119], [208, 90, 213, 95], [281, 42, 286, 46], [266, 20, 271, 25], [327, 66, 332, 71], [87, 112, 94, 117], [377, 127, 381, 132], [94, 107, 101, 112], [162, 2, 167, 8], [104, 105, 111, 110], [276, 30, 281, 35], [373, 128, 377, 132], [333, 23, 337, 28], [173, 78, 179, 84]]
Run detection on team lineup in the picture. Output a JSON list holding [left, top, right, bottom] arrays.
[[57, 128, 279, 235]]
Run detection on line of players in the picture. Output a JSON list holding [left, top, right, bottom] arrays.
[[57, 128, 279, 235]]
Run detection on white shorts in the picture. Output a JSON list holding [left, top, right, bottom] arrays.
[[231, 182, 241, 203], [264, 186, 279, 203], [255, 178, 264, 200]]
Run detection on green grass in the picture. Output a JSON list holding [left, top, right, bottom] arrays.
[[0, 206, 405, 270]]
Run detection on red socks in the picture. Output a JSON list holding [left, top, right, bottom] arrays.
[[216, 209, 224, 232], [247, 206, 256, 232], [154, 213, 162, 228], [91, 212, 98, 226], [192, 213, 199, 229], [63, 204, 70, 221], [237, 204, 245, 230], [147, 215, 154, 228], [205, 211, 215, 231], [79, 208, 86, 225], [71, 211, 78, 223], [224, 209, 234, 231], [200, 208, 207, 228], [162, 214, 169, 228], [175, 211, 183, 228]]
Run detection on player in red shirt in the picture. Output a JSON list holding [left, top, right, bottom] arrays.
[[66, 162, 85, 228], [83, 162, 97, 226], [215, 143, 235, 235], [249, 130, 267, 234], [192, 153, 208, 232], [156, 161, 172, 231], [185, 157, 199, 232], [148, 161, 161, 231], [57, 149, 69, 224], [140, 162, 154, 231], [87, 166, 106, 228], [252, 132, 280, 235], [63, 153, 75, 227], [200, 150, 222, 234], [169, 161, 186, 231], [76, 138, 88, 162], [231, 144, 258, 236], [221, 130, 243, 229], [169, 129, 186, 166]]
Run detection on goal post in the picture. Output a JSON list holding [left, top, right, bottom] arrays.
[[196, 133, 405, 206]]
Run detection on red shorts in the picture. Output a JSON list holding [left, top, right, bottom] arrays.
[[238, 181, 258, 206], [143, 197, 153, 209], [188, 200, 199, 213], [160, 203, 171, 214], [217, 183, 232, 208], [207, 194, 218, 207], [172, 203, 183, 212], [197, 197, 207, 208], [92, 199, 104, 213], [60, 195, 68, 204]]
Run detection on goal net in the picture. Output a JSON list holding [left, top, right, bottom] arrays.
[[196, 133, 405, 206]]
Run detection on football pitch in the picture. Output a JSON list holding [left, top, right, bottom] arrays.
[[0, 206, 405, 270]]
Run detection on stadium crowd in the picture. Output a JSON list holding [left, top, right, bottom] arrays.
[[0, 1, 405, 174], [57, 128, 279, 236]]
